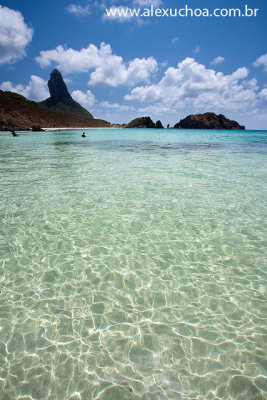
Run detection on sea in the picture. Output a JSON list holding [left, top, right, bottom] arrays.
[[0, 128, 266, 400]]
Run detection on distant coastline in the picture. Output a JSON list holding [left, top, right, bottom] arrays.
[[0, 69, 245, 132]]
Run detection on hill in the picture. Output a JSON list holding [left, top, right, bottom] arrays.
[[0, 90, 109, 131]]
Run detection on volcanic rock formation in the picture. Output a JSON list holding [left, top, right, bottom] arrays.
[[174, 113, 245, 130], [126, 116, 156, 128], [155, 120, 164, 129], [40, 69, 93, 119]]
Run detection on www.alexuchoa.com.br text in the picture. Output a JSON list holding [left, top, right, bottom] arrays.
[[105, 5, 259, 19]]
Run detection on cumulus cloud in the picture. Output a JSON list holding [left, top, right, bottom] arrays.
[[66, 3, 90, 15], [125, 57, 258, 112], [99, 101, 134, 111], [0, 5, 33, 65], [0, 75, 49, 101], [211, 56, 225, 65], [253, 54, 267, 72], [36, 42, 158, 86], [72, 89, 95, 108], [259, 88, 267, 101]]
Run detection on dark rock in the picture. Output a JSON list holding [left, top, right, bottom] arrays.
[[167, 124, 170, 129], [47, 69, 72, 104], [155, 120, 164, 129], [126, 116, 156, 128], [174, 112, 245, 130], [40, 69, 93, 119], [0, 118, 27, 131], [32, 125, 45, 132]]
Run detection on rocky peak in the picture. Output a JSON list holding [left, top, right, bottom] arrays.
[[48, 69, 72, 104], [155, 120, 164, 129], [40, 69, 93, 119]]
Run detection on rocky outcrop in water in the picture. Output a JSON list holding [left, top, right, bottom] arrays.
[[32, 125, 45, 132], [0, 119, 28, 131], [155, 120, 164, 129], [126, 116, 156, 128], [40, 69, 93, 119], [174, 113, 245, 130]]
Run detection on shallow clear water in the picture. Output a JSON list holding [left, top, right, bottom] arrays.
[[0, 128, 266, 400]]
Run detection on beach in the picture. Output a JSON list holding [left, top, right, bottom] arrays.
[[0, 128, 266, 399]]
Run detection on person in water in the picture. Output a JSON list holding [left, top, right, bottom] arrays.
[[82, 132, 86, 137], [11, 130, 19, 137]]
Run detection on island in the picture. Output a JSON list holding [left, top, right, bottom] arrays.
[[173, 112, 245, 130], [125, 117, 164, 128]]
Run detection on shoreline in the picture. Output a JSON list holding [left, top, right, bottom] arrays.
[[0, 126, 122, 133], [43, 126, 122, 130], [1, 126, 264, 133]]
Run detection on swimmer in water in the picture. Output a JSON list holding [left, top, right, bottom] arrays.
[[82, 132, 86, 137]]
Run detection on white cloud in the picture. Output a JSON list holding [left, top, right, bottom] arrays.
[[0, 5, 33, 65], [0, 75, 49, 101], [194, 44, 200, 55], [160, 61, 168, 68], [172, 37, 179, 44], [211, 56, 225, 65], [259, 88, 267, 101], [134, 0, 162, 7], [125, 57, 258, 112], [72, 89, 95, 108], [36, 42, 158, 87], [66, 4, 90, 15], [99, 101, 134, 111], [253, 54, 267, 72]]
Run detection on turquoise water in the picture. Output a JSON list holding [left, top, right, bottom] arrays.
[[0, 128, 266, 400]]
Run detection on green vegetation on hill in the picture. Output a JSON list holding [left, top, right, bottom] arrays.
[[126, 116, 164, 128], [126, 116, 156, 128], [173, 112, 245, 130], [0, 90, 109, 130], [39, 99, 92, 119]]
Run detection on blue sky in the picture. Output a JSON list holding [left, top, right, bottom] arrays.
[[0, 0, 266, 128]]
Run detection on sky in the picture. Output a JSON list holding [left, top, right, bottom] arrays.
[[0, 0, 266, 129]]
